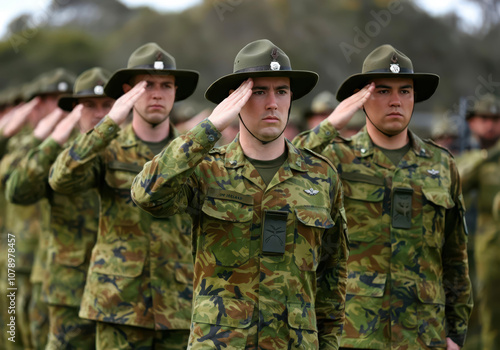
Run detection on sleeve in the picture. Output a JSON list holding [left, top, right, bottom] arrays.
[[292, 119, 339, 152], [131, 119, 220, 218], [0, 134, 41, 190], [0, 134, 9, 159], [5, 137, 63, 205], [48, 116, 119, 194], [443, 158, 473, 346], [316, 170, 348, 349]]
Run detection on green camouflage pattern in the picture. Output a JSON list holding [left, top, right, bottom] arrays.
[[48, 116, 193, 330], [458, 139, 500, 350], [294, 122, 472, 349], [131, 119, 349, 349], [46, 305, 96, 350], [5, 135, 99, 307], [28, 282, 49, 350]]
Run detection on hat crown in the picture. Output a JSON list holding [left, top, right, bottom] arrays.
[[39, 68, 76, 95], [74, 67, 112, 96], [233, 39, 291, 73], [362, 44, 414, 74], [127, 42, 176, 71], [471, 93, 500, 116]]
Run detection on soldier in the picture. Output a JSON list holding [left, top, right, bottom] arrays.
[[0, 68, 75, 350], [48, 43, 197, 349], [294, 44, 472, 350], [131, 39, 348, 349], [5, 67, 115, 349], [458, 93, 500, 350]]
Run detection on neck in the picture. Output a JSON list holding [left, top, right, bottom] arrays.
[[239, 132, 286, 160], [132, 113, 171, 142], [366, 123, 409, 149]]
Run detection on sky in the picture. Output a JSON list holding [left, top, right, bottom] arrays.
[[0, 0, 483, 38]]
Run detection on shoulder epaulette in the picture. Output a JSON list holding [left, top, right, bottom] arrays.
[[423, 138, 454, 158], [302, 147, 337, 171]]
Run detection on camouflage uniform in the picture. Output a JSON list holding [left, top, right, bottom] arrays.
[[459, 138, 500, 350], [48, 117, 193, 345], [0, 127, 44, 350], [294, 123, 472, 349], [131, 119, 349, 349], [5, 134, 98, 349]]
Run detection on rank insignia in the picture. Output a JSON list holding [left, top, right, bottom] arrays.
[[304, 188, 319, 196]]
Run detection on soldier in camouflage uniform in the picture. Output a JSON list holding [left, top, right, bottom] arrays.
[[457, 94, 500, 350], [132, 39, 349, 349], [294, 44, 472, 350], [48, 43, 198, 349], [0, 68, 75, 350], [5, 67, 115, 349]]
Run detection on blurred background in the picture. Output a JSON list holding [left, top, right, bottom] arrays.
[[1, 0, 499, 139]]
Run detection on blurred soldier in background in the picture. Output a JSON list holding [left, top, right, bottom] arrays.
[[6, 67, 115, 349], [458, 93, 500, 350], [430, 115, 460, 155], [304, 90, 337, 130], [0, 68, 75, 350], [48, 43, 197, 349]]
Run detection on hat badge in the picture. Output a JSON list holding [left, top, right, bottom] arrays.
[[154, 52, 164, 70], [390, 54, 400, 74], [94, 85, 104, 95], [270, 48, 280, 71], [58, 81, 69, 92]]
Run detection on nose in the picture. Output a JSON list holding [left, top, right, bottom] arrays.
[[266, 93, 278, 110], [389, 91, 401, 107]]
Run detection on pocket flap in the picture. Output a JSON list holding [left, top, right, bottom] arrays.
[[295, 207, 334, 228], [192, 295, 254, 328], [202, 197, 253, 222], [422, 188, 454, 209], [287, 302, 317, 331], [91, 242, 146, 277], [343, 178, 384, 203], [53, 248, 86, 267], [346, 271, 387, 297]]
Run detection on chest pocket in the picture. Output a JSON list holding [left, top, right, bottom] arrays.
[[201, 192, 253, 267], [342, 173, 385, 243], [422, 187, 454, 248], [105, 161, 143, 189], [294, 206, 334, 271]]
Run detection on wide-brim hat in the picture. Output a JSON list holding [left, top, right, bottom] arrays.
[[466, 93, 500, 119], [104, 42, 199, 101], [205, 39, 318, 104], [25, 68, 76, 101], [58, 67, 113, 111], [336, 44, 439, 103]]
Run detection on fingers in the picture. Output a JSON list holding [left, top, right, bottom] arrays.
[[51, 104, 84, 146], [109, 81, 147, 125]]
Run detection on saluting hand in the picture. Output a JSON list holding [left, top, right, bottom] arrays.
[[108, 80, 147, 126], [51, 104, 84, 146], [33, 108, 67, 141], [326, 82, 374, 130], [208, 78, 253, 132], [1, 97, 41, 138]]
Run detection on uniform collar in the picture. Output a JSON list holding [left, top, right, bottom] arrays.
[[117, 122, 180, 148]]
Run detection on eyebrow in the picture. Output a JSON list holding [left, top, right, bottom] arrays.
[[252, 85, 290, 91], [375, 84, 413, 89]]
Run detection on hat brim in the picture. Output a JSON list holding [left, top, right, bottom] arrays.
[[336, 73, 439, 103], [104, 68, 199, 101], [205, 70, 319, 104], [58, 93, 113, 112]]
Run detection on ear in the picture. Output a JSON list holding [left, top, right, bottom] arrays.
[[122, 83, 132, 93]]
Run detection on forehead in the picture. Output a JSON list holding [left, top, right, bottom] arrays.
[[132, 74, 176, 84], [370, 77, 413, 87], [252, 76, 290, 86]]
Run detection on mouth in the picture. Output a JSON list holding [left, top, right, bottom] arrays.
[[263, 115, 279, 122]]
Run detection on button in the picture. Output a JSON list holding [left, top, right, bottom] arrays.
[[208, 135, 215, 142], [325, 131, 331, 136], [230, 160, 237, 166], [108, 126, 115, 132], [361, 148, 366, 153]]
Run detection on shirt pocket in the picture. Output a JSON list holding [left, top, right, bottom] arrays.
[[201, 196, 253, 267], [421, 187, 454, 248], [287, 302, 318, 348], [294, 206, 334, 271], [90, 240, 146, 277], [416, 280, 446, 347], [342, 177, 385, 243], [52, 247, 86, 267]]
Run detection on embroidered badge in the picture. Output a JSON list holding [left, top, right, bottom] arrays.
[[427, 169, 440, 176], [304, 188, 319, 196]]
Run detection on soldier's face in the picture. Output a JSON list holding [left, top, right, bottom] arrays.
[[239, 76, 291, 142], [364, 77, 414, 137], [468, 115, 500, 143], [29, 93, 60, 126], [78, 97, 115, 133], [124, 74, 177, 127]]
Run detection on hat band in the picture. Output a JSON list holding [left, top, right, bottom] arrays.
[[132, 63, 176, 70], [366, 67, 414, 74], [234, 65, 292, 73], [75, 89, 98, 95]]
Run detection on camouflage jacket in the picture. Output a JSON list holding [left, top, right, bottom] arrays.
[[131, 119, 349, 350], [6, 135, 99, 306], [48, 116, 193, 330], [0, 128, 43, 273], [294, 122, 472, 349]]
